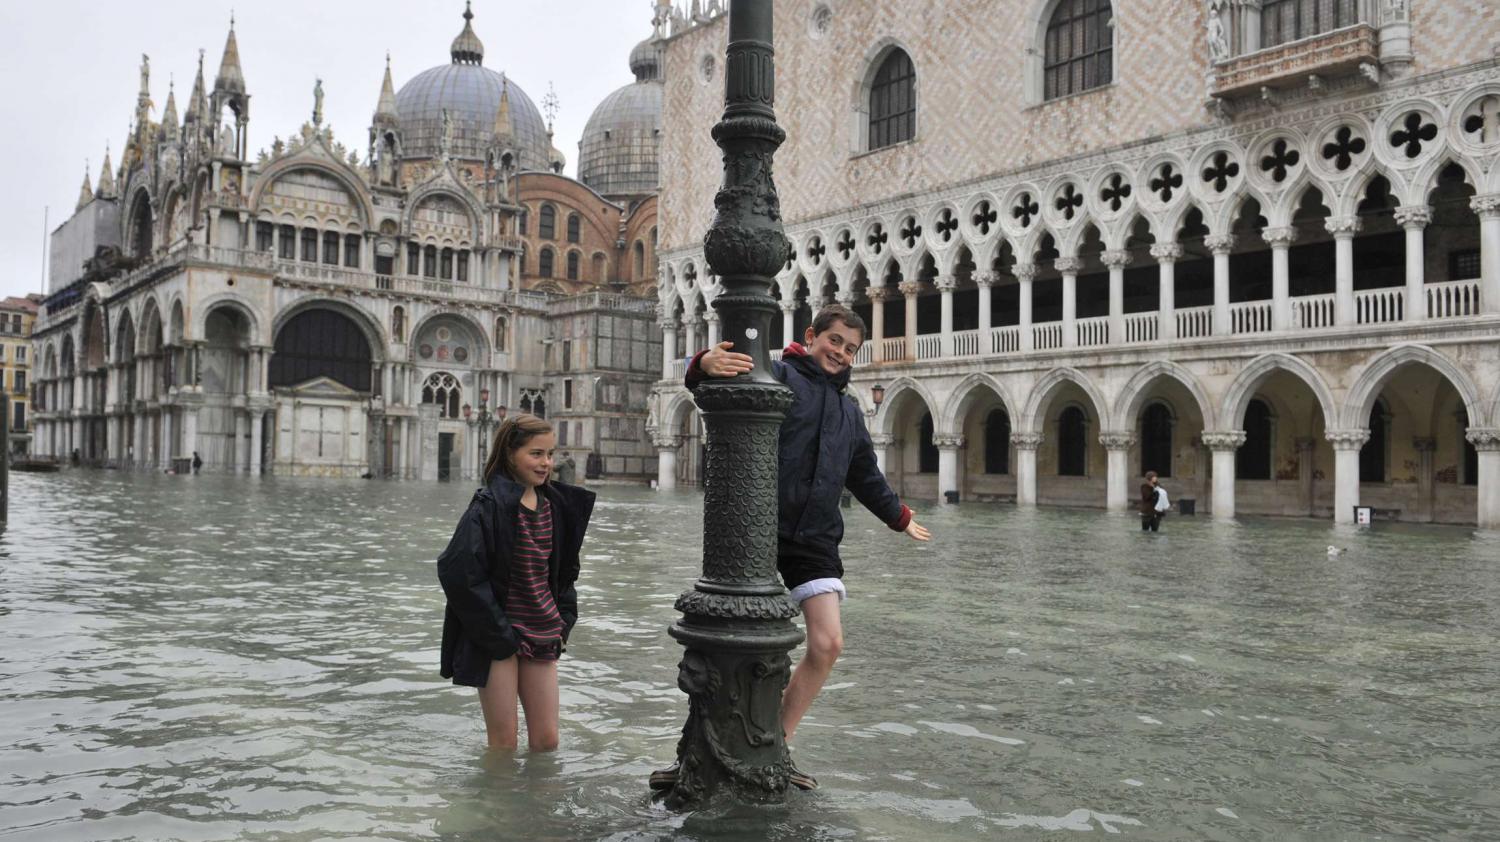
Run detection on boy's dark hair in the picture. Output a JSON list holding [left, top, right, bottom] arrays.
[[810, 304, 867, 341]]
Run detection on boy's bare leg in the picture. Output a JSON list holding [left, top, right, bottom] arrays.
[[477, 656, 520, 750], [517, 658, 560, 751], [781, 592, 844, 742]]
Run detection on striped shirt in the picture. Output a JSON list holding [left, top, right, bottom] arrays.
[[505, 496, 564, 661]]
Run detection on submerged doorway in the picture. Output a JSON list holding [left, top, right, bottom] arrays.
[[438, 432, 455, 481]]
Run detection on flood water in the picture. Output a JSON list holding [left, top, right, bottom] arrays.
[[2, 470, 1498, 841]]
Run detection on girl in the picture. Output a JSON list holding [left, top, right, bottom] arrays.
[[437, 414, 595, 751]]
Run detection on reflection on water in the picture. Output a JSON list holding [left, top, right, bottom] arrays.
[[2, 471, 1498, 841]]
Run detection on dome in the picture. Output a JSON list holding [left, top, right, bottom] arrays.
[[578, 47, 664, 199], [392, 5, 553, 168]]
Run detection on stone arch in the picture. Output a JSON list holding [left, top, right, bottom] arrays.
[[874, 376, 940, 437], [124, 186, 154, 259], [408, 310, 492, 365], [272, 297, 387, 361], [250, 158, 376, 225], [1112, 361, 1217, 432], [405, 184, 485, 243], [1221, 353, 1338, 430], [1021, 367, 1111, 433], [663, 389, 698, 431], [1336, 162, 1404, 218], [1342, 344, 1486, 430], [1410, 155, 1483, 206], [193, 294, 264, 347], [939, 372, 1019, 435]]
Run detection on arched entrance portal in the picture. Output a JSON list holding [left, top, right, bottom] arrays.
[[270, 306, 376, 477]]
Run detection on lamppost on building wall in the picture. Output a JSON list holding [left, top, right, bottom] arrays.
[[657, 0, 803, 808]]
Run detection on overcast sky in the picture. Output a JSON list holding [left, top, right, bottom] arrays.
[[0, 0, 653, 300]]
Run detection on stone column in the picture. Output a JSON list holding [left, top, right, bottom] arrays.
[[1099, 431, 1137, 512], [1151, 243, 1182, 340], [250, 409, 264, 475], [1201, 431, 1247, 520], [936, 274, 956, 356], [934, 433, 964, 503], [1205, 235, 1234, 336], [1470, 195, 1500, 315], [1394, 205, 1430, 321], [685, 316, 701, 358], [182, 404, 200, 466], [870, 432, 893, 475], [975, 271, 996, 335], [1468, 428, 1500, 529], [899, 280, 921, 360], [1263, 227, 1297, 331], [1326, 429, 1370, 524], [161, 408, 174, 467], [704, 310, 721, 348], [1016, 263, 1036, 352], [660, 315, 678, 381], [1326, 216, 1361, 326], [1296, 436, 1317, 517], [779, 299, 796, 348], [1101, 249, 1130, 343], [1056, 257, 1082, 348], [654, 434, 680, 491], [134, 410, 147, 469], [1012, 431, 1044, 507], [867, 286, 888, 362], [1412, 436, 1436, 522]]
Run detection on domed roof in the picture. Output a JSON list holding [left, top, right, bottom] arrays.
[[392, 6, 553, 169], [578, 42, 664, 199]]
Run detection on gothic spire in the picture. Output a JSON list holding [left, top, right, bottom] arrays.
[[185, 49, 206, 123], [161, 81, 180, 141], [493, 77, 513, 142], [76, 165, 94, 211], [215, 15, 246, 95], [96, 146, 116, 199], [374, 52, 398, 124], [450, 2, 485, 65]]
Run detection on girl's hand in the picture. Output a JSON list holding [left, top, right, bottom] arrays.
[[905, 520, 931, 541], [701, 341, 754, 378]]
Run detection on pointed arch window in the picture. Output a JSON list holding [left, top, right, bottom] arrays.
[[539, 247, 555, 278], [422, 372, 461, 419], [539, 204, 557, 240], [1360, 400, 1389, 483], [868, 48, 915, 151], [566, 213, 581, 243], [1044, 0, 1113, 101]]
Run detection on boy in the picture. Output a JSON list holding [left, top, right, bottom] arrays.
[[673, 304, 931, 788]]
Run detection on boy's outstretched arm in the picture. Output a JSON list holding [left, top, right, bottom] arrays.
[[684, 341, 754, 388], [846, 416, 932, 542]]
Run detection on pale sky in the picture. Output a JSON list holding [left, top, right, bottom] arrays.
[[0, 0, 654, 300]]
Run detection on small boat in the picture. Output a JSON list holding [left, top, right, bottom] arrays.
[[10, 460, 62, 473]]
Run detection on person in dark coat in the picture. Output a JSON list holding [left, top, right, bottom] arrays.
[[191, 452, 203, 474], [1140, 470, 1162, 532], [658, 304, 930, 790], [436, 413, 596, 751]]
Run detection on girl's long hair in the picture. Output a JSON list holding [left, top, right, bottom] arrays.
[[483, 413, 553, 484]]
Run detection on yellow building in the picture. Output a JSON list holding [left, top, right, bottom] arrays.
[[1, 295, 41, 457]]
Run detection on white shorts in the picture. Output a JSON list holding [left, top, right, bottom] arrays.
[[788, 577, 847, 606]]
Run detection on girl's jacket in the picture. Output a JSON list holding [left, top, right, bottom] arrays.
[[436, 475, 596, 685]]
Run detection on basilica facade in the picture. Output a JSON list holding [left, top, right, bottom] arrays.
[[651, 0, 1500, 527], [31, 6, 668, 482]]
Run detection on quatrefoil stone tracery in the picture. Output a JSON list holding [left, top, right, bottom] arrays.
[[972, 201, 998, 235], [1260, 139, 1301, 183], [1012, 193, 1039, 228], [1390, 111, 1438, 159], [1202, 151, 1240, 193], [1054, 184, 1083, 220]]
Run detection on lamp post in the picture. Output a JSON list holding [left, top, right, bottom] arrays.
[[476, 387, 495, 474], [659, 0, 802, 808], [871, 383, 886, 411]]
